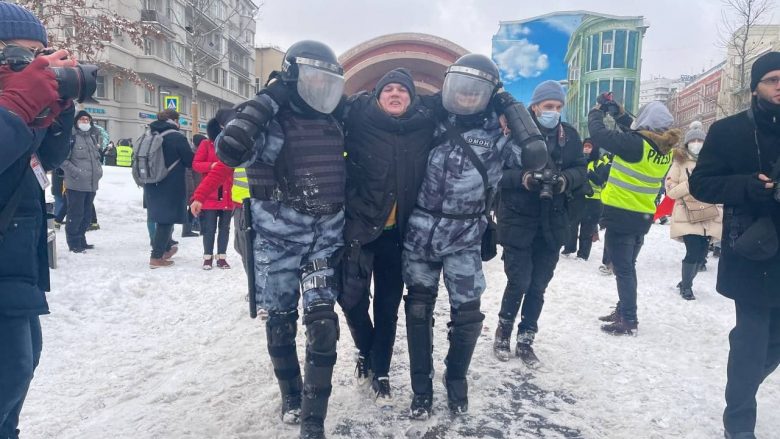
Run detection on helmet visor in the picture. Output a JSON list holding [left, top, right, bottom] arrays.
[[296, 63, 344, 114], [441, 73, 494, 116]]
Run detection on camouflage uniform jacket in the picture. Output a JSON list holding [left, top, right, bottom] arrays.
[[405, 112, 523, 256]]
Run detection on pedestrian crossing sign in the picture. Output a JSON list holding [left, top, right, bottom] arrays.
[[164, 96, 180, 112]]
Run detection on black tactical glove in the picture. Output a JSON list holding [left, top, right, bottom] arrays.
[[216, 95, 277, 167], [260, 75, 291, 108], [491, 91, 517, 114]]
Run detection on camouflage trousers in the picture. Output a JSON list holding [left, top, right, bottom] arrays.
[[401, 246, 485, 309], [251, 200, 344, 313]]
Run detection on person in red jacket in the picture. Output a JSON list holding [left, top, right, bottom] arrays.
[[191, 109, 237, 269]]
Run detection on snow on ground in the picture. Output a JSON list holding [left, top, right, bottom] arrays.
[[21, 166, 780, 438]]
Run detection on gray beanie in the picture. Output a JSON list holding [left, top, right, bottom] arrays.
[[530, 80, 566, 107], [684, 121, 706, 145], [633, 101, 674, 131]]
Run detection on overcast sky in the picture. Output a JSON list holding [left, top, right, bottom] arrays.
[[254, 0, 779, 80]]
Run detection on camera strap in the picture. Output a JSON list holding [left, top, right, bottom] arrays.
[[444, 121, 493, 215]]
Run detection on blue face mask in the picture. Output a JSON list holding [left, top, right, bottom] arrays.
[[537, 110, 560, 129]]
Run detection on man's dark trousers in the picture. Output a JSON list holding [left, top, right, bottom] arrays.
[[604, 228, 644, 321], [0, 316, 42, 438], [498, 233, 560, 333], [724, 302, 780, 434], [344, 228, 404, 378]]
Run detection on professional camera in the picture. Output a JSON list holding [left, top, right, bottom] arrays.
[[597, 91, 620, 117], [0, 45, 98, 103], [531, 168, 560, 200]]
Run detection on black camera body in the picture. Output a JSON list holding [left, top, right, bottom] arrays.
[[596, 91, 620, 117], [0, 45, 98, 103], [531, 168, 559, 200]]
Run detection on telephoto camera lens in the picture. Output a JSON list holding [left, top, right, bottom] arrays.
[[51, 64, 99, 103]]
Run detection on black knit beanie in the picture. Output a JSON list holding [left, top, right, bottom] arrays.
[[374, 68, 416, 101], [751, 51, 780, 91]]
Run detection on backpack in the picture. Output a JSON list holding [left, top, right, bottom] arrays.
[[132, 130, 180, 185]]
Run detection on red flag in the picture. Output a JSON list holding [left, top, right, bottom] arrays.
[[654, 196, 675, 221]]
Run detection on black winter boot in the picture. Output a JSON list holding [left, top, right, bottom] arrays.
[[516, 330, 540, 368], [266, 310, 303, 424], [600, 314, 638, 336], [300, 303, 339, 439], [679, 262, 698, 301], [493, 318, 513, 362], [444, 300, 485, 415], [404, 286, 436, 420]]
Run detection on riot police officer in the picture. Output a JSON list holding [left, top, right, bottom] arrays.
[[217, 40, 345, 439], [402, 54, 546, 419]]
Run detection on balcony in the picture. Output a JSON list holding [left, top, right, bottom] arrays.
[[141, 9, 175, 35], [229, 35, 252, 55], [229, 59, 250, 80]]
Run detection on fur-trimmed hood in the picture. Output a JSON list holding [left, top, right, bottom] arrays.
[[673, 146, 696, 163], [638, 128, 681, 155]]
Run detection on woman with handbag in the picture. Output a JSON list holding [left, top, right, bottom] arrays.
[[665, 121, 722, 300]]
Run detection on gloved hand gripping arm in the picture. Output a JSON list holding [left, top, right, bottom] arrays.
[[492, 91, 547, 171]]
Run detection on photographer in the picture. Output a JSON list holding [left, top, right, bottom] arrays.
[[588, 98, 679, 336], [0, 3, 77, 437], [688, 52, 780, 439], [493, 80, 586, 365]]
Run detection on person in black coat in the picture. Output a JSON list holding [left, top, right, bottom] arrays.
[[493, 80, 587, 364], [562, 137, 597, 256], [0, 4, 77, 436], [689, 52, 780, 439], [144, 109, 194, 268], [339, 68, 436, 402]]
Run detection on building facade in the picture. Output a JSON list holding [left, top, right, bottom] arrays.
[[639, 76, 688, 108], [254, 46, 285, 91], [564, 13, 647, 136], [668, 62, 725, 132], [718, 24, 780, 118], [70, 0, 257, 143]]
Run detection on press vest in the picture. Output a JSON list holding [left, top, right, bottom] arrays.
[[586, 155, 611, 201], [116, 145, 132, 167], [231, 167, 250, 204], [246, 109, 345, 216], [601, 140, 671, 214]]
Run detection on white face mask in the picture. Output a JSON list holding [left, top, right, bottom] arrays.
[[78, 122, 91, 132], [688, 141, 703, 156]]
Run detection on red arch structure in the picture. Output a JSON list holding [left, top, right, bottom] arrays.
[[339, 33, 469, 96]]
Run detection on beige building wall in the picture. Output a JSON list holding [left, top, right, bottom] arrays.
[[254, 46, 285, 90]]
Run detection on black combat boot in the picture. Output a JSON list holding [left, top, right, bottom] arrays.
[[405, 286, 436, 420], [443, 300, 484, 415], [300, 303, 339, 439], [516, 330, 540, 368], [493, 318, 513, 362], [600, 314, 638, 336], [266, 310, 303, 424]]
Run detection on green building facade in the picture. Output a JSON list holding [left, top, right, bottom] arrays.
[[565, 14, 647, 136]]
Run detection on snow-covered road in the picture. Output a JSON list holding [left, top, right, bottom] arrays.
[[22, 167, 780, 438]]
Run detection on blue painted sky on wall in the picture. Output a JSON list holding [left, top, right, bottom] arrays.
[[492, 13, 584, 108]]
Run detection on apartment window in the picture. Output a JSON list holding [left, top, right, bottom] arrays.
[[95, 76, 106, 99], [589, 33, 600, 72], [144, 38, 153, 56], [144, 86, 154, 105], [601, 31, 613, 69], [229, 74, 238, 93], [211, 68, 220, 83], [221, 69, 228, 87], [614, 30, 627, 68], [627, 31, 639, 69], [113, 77, 122, 101], [163, 41, 173, 62]]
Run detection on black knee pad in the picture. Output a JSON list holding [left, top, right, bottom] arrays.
[[303, 302, 339, 367], [450, 299, 485, 327], [404, 286, 436, 323], [267, 310, 299, 346]]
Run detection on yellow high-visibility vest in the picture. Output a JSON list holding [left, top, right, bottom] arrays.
[[586, 155, 611, 201], [115, 145, 133, 167], [601, 140, 672, 214], [231, 167, 250, 204]]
